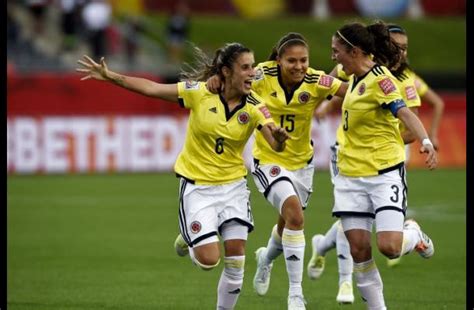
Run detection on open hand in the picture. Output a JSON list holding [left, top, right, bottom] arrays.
[[76, 55, 110, 81], [419, 144, 438, 170]]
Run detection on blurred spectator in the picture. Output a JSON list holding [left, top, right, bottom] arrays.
[[25, 0, 49, 34], [7, 7, 21, 45], [165, 0, 190, 64], [123, 16, 144, 67], [81, 0, 112, 59], [59, 0, 85, 51], [311, 0, 330, 19]]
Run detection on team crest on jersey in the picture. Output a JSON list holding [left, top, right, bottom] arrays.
[[378, 78, 396, 95], [358, 83, 366, 95], [259, 106, 271, 119], [184, 80, 199, 90], [405, 86, 417, 100], [298, 91, 310, 104], [318, 75, 334, 87], [238, 111, 250, 124], [190, 221, 202, 234], [269, 166, 281, 177], [254, 68, 264, 81]]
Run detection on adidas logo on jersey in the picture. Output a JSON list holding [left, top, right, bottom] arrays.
[[270, 91, 277, 97], [286, 254, 300, 261], [209, 107, 217, 113]]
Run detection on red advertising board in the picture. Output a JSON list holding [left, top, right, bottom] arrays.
[[7, 74, 466, 174]]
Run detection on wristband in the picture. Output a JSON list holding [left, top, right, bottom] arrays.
[[422, 138, 433, 147]]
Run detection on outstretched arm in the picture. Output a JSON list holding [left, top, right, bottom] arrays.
[[76, 55, 179, 103], [421, 89, 444, 150], [396, 107, 438, 170]]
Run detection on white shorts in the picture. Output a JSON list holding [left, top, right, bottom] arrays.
[[251, 160, 314, 213], [178, 178, 254, 247], [332, 163, 407, 219]]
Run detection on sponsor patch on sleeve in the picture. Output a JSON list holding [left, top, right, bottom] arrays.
[[318, 75, 334, 87], [378, 78, 397, 95], [405, 86, 417, 100], [184, 80, 199, 90], [259, 106, 271, 119], [254, 68, 264, 81]]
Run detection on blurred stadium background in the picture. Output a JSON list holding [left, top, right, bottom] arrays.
[[7, 0, 466, 309]]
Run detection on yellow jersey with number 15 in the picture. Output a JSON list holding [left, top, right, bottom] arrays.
[[251, 60, 342, 170], [175, 81, 274, 185]]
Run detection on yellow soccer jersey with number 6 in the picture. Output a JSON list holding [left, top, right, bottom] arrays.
[[338, 65, 406, 177], [175, 81, 274, 184], [251, 60, 342, 170]]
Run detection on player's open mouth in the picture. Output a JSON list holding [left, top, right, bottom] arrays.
[[244, 80, 252, 89]]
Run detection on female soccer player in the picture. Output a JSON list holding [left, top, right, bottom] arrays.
[[208, 32, 348, 310], [307, 24, 445, 305], [326, 21, 437, 309], [76, 42, 290, 310]]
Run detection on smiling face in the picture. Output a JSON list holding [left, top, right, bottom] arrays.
[[223, 52, 256, 96], [277, 44, 309, 87], [331, 35, 355, 75]]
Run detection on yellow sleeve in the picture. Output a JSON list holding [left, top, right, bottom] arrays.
[[414, 74, 429, 97], [177, 81, 206, 109], [374, 75, 404, 105], [251, 62, 266, 95], [316, 73, 343, 97]]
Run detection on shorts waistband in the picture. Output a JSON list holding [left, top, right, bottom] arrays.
[[378, 162, 404, 175]]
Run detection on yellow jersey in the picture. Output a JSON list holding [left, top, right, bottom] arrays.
[[338, 65, 406, 177], [252, 60, 342, 169], [413, 71, 429, 97], [175, 81, 274, 184]]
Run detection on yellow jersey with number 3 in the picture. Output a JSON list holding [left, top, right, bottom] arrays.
[[175, 81, 274, 184], [338, 65, 406, 177], [252, 60, 342, 169]]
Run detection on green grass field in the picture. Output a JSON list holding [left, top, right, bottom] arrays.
[[7, 169, 466, 309]]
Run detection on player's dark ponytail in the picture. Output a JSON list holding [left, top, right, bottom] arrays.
[[181, 43, 251, 81]]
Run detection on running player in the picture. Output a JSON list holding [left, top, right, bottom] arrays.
[[207, 32, 348, 310], [307, 25, 445, 300], [327, 21, 437, 309], [76, 43, 290, 310]]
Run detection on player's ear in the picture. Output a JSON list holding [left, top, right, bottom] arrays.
[[222, 66, 231, 78]]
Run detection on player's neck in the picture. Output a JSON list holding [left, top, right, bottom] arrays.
[[353, 58, 376, 77], [222, 88, 243, 109]]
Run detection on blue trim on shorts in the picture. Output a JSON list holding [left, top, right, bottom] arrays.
[[378, 161, 404, 175], [263, 176, 293, 199], [333, 211, 375, 219], [376, 206, 406, 216], [190, 232, 218, 247], [218, 218, 254, 235], [178, 179, 192, 245]]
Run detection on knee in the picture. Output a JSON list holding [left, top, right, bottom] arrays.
[[350, 243, 372, 262], [194, 252, 221, 271], [377, 242, 402, 259], [282, 199, 304, 229]]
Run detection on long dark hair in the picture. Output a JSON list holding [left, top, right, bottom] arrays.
[[180, 43, 252, 81], [335, 20, 402, 70], [387, 23, 412, 78], [268, 32, 309, 60]]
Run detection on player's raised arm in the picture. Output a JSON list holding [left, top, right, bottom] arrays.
[[76, 55, 179, 103]]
